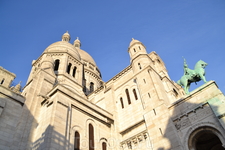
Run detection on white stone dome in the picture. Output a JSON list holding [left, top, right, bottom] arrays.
[[78, 49, 96, 66], [44, 41, 81, 61], [129, 38, 141, 47]]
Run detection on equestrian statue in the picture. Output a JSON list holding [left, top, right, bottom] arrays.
[[177, 58, 208, 94]]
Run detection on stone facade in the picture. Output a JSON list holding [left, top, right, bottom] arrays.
[[0, 32, 225, 150]]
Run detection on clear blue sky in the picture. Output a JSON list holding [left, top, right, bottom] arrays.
[[0, 0, 225, 93]]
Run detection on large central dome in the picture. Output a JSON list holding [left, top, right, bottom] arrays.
[[78, 49, 96, 66], [44, 41, 81, 61]]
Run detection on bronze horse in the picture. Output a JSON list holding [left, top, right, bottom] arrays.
[[177, 60, 207, 94]]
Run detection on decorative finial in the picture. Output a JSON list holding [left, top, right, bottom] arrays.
[[132, 38, 134, 40]]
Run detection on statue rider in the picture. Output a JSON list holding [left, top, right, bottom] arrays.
[[183, 57, 195, 77]]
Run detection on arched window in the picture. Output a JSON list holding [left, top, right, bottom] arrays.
[[54, 59, 60, 71], [139, 46, 141, 50], [138, 63, 142, 69], [89, 124, 94, 150], [73, 66, 77, 77], [133, 89, 138, 100], [74, 131, 80, 150], [120, 97, 124, 109], [90, 82, 94, 93], [125, 89, 131, 105], [67, 63, 72, 74], [102, 142, 107, 150], [133, 48, 136, 52], [0, 78, 4, 84]]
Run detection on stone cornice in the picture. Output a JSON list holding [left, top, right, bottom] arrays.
[[0, 66, 16, 78], [0, 85, 25, 106], [47, 84, 114, 122], [168, 81, 217, 109], [106, 65, 132, 84], [119, 119, 145, 135]]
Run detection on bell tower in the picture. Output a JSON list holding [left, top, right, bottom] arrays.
[[128, 38, 147, 61]]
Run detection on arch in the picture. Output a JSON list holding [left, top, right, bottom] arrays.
[[71, 125, 83, 150], [86, 119, 96, 139], [188, 126, 225, 150], [74, 131, 80, 150], [54, 59, 60, 71], [102, 142, 107, 150], [100, 138, 108, 150], [89, 124, 94, 150], [186, 124, 225, 150], [125, 89, 131, 105], [133, 89, 138, 100], [73, 66, 77, 77], [90, 82, 94, 93], [67, 63, 72, 74]]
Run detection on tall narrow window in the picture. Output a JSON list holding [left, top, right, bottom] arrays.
[[173, 89, 178, 97], [90, 82, 94, 93], [125, 89, 131, 105], [102, 142, 107, 150], [138, 63, 142, 69], [139, 46, 141, 50], [120, 97, 124, 109], [54, 59, 60, 71], [133, 48, 136, 52], [143, 79, 146, 83], [67, 63, 72, 74], [89, 124, 94, 150], [0, 78, 4, 84], [73, 66, 77, 77], [148, 93, 151, 98], [74, 131, 80, 150], [133, 89, 138, 100]]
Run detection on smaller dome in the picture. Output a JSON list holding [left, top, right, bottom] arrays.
[[129, 38, 141, 47], [41, 55, 54, 68], [62, 31, 71, 42], [74, 37, 81, 48]]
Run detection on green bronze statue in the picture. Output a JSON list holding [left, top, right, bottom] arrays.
[[177, 58, 208, 94]]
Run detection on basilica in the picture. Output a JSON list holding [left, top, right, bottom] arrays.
[[0, 32, 225, 150]]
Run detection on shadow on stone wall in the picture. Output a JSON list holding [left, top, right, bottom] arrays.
[[31, 125, 73, 150], [161, 94, 225, 150]]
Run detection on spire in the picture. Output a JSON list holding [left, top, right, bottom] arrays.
[[62, 31, 71, 42], [13, 81, 22, 93], [74, 37, 81, 48]]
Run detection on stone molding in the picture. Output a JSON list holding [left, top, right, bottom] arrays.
[[120, 131, 148, 149], [173, 103, 212, 130]]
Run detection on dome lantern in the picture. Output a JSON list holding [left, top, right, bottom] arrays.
[[62, 31, 71, 42], [74, 37, 81, 48]]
